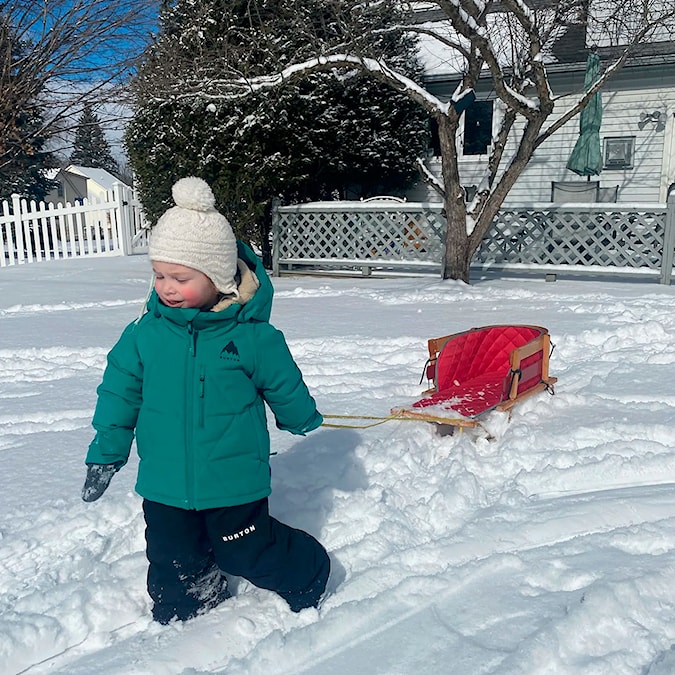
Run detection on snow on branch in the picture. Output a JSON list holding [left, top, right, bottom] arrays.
[[185, 54, 453, 116], [416, 157, 445, 198], [504, 0, 535, 29], [503, 83, 540, 110]]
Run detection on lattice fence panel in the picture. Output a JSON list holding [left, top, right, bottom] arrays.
[[475, 206, 666, 269], [277, 206, 446, 266]]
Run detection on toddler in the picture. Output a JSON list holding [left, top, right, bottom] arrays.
[[82, 176, 329, 624]]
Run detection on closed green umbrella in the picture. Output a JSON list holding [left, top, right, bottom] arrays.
[[567, 52, 603, 177]]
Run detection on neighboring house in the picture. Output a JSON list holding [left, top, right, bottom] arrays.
[[407, 6, 675, 205], [45, 165, 127, 206], [44, 167, 88, 206]]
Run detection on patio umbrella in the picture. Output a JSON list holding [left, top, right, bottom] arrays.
[[566, 52, 603, 177]]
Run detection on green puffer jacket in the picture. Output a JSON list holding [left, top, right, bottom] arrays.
[[86, 242, 322, 509]]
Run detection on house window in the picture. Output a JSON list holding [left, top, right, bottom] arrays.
[[57, 183, 64, 197], [428, 120, 442, 157], [427, 100, 495, 157], [603, 137, 635, 170], [463, 100, 493, 155]]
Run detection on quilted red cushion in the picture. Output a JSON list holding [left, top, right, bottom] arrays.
[[413, 325, 544, 418], [413, 372, 508, 417]]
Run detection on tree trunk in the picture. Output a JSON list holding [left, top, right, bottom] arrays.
[[436, 114, 471, 282], [260, 208, 272, 269], [442, 212, 472, 282]]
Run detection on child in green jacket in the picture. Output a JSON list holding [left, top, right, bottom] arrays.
[[83, 176, 330, 624]]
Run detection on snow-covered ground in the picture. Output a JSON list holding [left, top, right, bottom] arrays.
[[1, 255, 675, 675]]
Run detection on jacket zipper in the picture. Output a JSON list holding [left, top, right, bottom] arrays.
[[188, 320, 197, 356], [185, 320, 196, 507]]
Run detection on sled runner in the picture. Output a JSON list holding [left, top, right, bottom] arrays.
[[391, 324, 557, 430]]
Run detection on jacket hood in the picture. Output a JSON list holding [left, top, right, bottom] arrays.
[[233, 240, 273, 323]]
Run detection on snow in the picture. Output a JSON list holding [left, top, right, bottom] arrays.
[[414, 21, 467, 77], [2, 255, 675, 674], [242, 54, 451, 116], [503, 84, 540, 111]]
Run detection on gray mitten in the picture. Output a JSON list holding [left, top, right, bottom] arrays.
[[82, 463, 118, 502]]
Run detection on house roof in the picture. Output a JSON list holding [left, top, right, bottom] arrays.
[[65, 165, 127, 191], [412, 3, 675, 79]]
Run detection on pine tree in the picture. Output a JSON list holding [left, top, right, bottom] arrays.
[[0, 16, 57, 201], [70, 104, 119, 176], [126, 0, 429, 261]]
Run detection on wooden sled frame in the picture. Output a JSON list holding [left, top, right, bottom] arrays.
[[392, 324, 557, 430]]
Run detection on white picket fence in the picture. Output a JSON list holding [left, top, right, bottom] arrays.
[[0, 183, 149, 267]]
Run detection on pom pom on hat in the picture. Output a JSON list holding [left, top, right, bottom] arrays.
[[149, 177, 238, 297], [172, 176, 216, 211]]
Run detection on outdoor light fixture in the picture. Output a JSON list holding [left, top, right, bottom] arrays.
[[638, 111, 666, 132]]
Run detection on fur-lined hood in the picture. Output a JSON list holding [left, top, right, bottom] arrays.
[[211, 258, 260, 312]]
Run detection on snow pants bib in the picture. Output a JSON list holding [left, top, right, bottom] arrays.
[[143, 498, 330, 624]]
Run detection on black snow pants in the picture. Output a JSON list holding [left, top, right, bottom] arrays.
[[143, 498, 330, 624]]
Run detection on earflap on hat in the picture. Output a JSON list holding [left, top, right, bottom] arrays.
[[149, 177, 238, 296]]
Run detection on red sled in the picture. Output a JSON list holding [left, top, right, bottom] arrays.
[[392, 324, 557, 429]]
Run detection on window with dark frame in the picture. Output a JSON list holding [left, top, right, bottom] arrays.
[[463, 100, 493, 155], [603, 137, 635, 170], [428, 119, 442, 157], [427, 99, 494, 158]]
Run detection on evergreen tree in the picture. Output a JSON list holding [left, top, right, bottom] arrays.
[[70, 104, 119, 176], [126, 0, 429, 261], [0, 16, 57, 201]]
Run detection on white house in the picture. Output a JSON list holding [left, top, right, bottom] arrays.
[[45, 165, 128, 206], [407, 4, 675, 205]]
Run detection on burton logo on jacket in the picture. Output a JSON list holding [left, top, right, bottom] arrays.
[[220, 340, 240, 361]]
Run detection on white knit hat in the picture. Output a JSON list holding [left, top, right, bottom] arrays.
[[149, 177, 238, 297]]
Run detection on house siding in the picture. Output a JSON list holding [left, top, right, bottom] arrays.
[[504, 86, 675, 204], [410, 65, 675, 205], [44, 172, 88, 206]]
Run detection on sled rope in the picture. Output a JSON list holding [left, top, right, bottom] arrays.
[[321, 413, 470, 430], [321, 414, 405, 429], [321, 413, 472, 433]]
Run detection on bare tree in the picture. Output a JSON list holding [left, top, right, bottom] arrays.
[[0, 0, 158, 175], [134, 0, 675, 281]]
